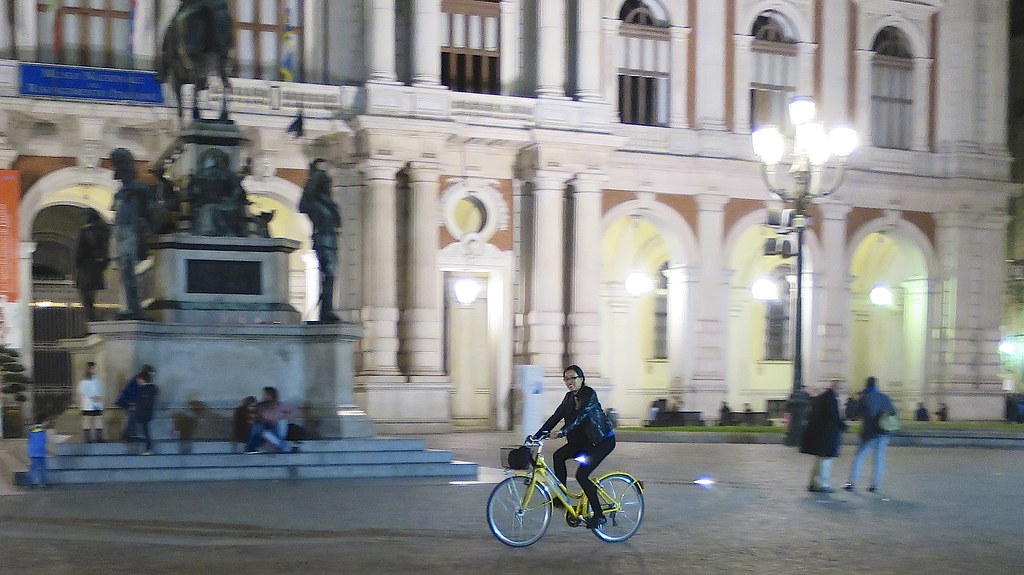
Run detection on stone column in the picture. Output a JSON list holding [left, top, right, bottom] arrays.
[[854, 49, 873, 146], [360, 161, 401, 374], [694, 2, 727, 130], [796, 43, 816, 99], [731, 34, 752, 133], [536, 0, 566, 97], [14, 0, 37, 61], [816, 201, 851, 383], [688, 194, 729, 413], [669, 25, 690, 128], [575, 0, 601, 101], [131, 0, 158, 69], [603, 18, 621, 119], [525, 170, 567, 373], [934, 209, 1005, 418], [912, 57, 933, 151], [365, 0, 397, 82], [664, 265, 695, 397], [565, 172, 605, 374], [16, 242, 35, 373], [399, 162, 444, 375], [412, 0, 442, 86], [499, 0, 521, 94]]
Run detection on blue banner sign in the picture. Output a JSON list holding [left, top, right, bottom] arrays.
[[20, 63, 164, 105]]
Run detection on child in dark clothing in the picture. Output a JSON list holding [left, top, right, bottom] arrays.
[[27, 418, 48, 487]]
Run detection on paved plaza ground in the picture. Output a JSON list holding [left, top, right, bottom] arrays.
[[0, 432, 1021, 574]]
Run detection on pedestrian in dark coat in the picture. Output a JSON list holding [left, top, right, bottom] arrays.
[[800, 380, 847, 492]]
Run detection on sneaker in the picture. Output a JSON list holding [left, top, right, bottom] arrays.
[[290, 445, 301, 453], [142, 451, 152, 456], [808, 485, 835, 493], [244, 449, 259, 454], [867, 485, 878, 493], [585, 515, 607, 530], [843, 483, 855, 492]]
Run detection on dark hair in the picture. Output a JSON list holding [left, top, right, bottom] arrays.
[[263, 386, 279, 400], [86, 361, 96, 368], [564, 364, 585, 386], [865, 376, 878, 389]]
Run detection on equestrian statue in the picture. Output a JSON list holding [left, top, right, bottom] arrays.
[[157, 0, 235, 121]]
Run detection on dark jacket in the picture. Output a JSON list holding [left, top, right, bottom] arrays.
[[537, 385, 614, 446], [135, 383, 159, 423], [114, 376, 140, 409], [857, 386, 897, 440], [799, 388, 847, 458]]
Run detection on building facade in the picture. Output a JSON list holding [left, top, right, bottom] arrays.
[[0, 0, 1014, 431]]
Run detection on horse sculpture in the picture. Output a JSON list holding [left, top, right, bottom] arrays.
[[157, 0, 235, 121]]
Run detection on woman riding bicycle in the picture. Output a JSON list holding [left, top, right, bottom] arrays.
[[532, 364, 615, 529]]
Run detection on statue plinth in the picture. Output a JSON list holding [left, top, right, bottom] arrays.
[[144, 233, 301, 325]]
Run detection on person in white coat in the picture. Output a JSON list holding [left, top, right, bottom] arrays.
[[77, 362, 104, 443]]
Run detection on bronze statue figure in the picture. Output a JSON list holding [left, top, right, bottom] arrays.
[[74, 210, 111, 322], [186, 148, 249, 236], [299, 159, 341, 323], [111, 148, 156, 320], [157, 0, 235, 121]]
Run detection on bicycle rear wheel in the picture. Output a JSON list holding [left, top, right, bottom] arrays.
[[592, 473, 644, 543], [486, 476, 552, 547]]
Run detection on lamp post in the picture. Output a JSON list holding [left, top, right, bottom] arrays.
[[752, 97, 857, 447]]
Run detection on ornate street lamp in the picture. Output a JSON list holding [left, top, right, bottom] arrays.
[[752, 96, 857, 446]]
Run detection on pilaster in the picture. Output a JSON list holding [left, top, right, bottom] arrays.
[[817, 201, 851, 383], [565, 171, 605, 374], [670, 26, 691, 128], [524, 169, 568, 374], [731, 34, 752, 134], [912, 58, 932, 151], [399, 161, 444, 375], [359, 160, 402, 375]]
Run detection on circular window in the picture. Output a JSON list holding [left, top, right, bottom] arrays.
[[452, 196, 487, 236]]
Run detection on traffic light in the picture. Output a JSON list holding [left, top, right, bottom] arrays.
[[766, 208, 809, 231], [764, 237, 794, 258]]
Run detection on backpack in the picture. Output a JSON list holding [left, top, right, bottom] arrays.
[[878, 411, 900, 433]]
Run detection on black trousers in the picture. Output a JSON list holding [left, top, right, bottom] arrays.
[[553, 435, 616, 517]]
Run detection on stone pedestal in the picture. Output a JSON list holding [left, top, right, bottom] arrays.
[[145, 233, 301, 324], [71, 321, 371, 440]]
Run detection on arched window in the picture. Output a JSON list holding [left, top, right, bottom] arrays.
[[38, 1, 137, 68], [762, 265, 793, 361], [749, 12, 797, 131], [871, 26, 913, 149], [618, 1, 670, 126], [441, 0, 501, 94], [232, 0, 305, 81]]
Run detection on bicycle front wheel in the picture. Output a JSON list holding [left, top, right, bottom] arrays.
[[592, 473, 645, 543], [486, 476, 552, 547]]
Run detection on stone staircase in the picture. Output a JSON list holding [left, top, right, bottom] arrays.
[[13, 438, 478, 485]]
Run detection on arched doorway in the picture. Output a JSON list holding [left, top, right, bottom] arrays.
[[599, 199, 696, 426], [849, 221, 932, 412]]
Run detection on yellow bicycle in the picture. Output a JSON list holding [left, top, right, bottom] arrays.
[[486, 436, 645, 547]]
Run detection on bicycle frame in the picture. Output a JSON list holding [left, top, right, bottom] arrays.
[[509, 438, 641, 521]]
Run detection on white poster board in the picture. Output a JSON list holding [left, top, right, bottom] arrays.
[[514, 364, 545, 440]]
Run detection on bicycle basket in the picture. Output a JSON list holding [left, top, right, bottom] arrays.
[[500, 446, 534, 470]]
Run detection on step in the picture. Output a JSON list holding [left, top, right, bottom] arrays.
[[16, 460, 479, 485], [56, 438, 429, 457], [48, 449, 456, 470]]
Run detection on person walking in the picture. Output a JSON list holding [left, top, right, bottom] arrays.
[[799, 380, 847, 493], [135, 370, 159, 455], [844, 376, 897, 493], [115, 365, 155, 444]]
